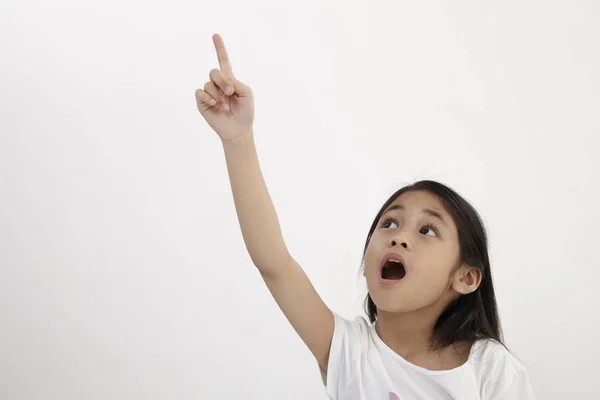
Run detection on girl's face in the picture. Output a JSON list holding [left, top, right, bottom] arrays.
[[364, 190, 464, 314]]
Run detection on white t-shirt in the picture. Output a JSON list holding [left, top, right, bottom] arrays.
[[322, 313, 536, 400]]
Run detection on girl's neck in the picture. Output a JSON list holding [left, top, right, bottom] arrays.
[[375, 308, 471, 370], [375, 309, 436, 358]]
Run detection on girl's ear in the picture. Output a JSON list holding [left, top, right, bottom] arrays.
[[452, 265, 482, 295]]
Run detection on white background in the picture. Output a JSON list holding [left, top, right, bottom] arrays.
[[1, 1, 599, 399]]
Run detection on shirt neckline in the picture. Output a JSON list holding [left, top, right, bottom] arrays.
[[370, 320, 479, 376]]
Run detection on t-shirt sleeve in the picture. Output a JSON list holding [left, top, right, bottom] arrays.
[[493, 366, 537, 400], [321, 313, 369, 399]]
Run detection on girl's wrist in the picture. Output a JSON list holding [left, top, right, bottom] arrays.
[[221, 129, 254, 149]]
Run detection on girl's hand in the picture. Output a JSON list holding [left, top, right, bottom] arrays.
[[195, 34, 255, 142]]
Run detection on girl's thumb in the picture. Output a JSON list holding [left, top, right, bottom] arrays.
[[232, 78, 253, 97]]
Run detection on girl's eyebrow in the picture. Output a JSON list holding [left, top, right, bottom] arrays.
[[384, 204, 448, 226]]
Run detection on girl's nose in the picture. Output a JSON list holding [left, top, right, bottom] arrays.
[[390, 239, 409, 249]]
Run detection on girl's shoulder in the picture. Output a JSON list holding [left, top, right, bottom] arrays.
[[468, 339, 534, 398], [469, 338, 527, 370]]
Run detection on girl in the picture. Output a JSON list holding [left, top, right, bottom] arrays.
[[195, 33, 536, 400]]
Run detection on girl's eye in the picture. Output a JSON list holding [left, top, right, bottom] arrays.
[[382, 219, 398, 229], [419, 226, 438, 237]]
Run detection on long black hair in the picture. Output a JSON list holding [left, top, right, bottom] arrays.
[[361, 180, 503, 348]]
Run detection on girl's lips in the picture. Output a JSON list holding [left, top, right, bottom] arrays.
[[379, 276, 403, 286], [380, 252, 407, 270], [379, 252, 408, 278]]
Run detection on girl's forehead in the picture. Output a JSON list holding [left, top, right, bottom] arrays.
[[384, 190, 457, 232], [389, 190, 445, 211]]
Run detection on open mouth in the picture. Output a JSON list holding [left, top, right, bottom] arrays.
[[380, 257, 406, 280]]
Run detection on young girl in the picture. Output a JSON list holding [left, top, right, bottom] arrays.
[[195, 34, 536, 400]]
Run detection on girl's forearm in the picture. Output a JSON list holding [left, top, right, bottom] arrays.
[[221, 133, 290, 275]]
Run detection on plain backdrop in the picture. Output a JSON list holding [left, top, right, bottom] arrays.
[[1, 1, 599, 399]]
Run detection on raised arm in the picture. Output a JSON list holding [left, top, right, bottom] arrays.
[[195, 34, 334, 371]]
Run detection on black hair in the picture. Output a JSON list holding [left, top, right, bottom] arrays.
[[361, 180, 503, 349]]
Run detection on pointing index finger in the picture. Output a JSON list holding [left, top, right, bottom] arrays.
[[212, 34, 234, 78]]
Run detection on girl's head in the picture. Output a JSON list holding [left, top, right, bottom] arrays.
[[361, 180, 502, 348]]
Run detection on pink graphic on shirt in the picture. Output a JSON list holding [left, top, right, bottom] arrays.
[[389, 393, 400, 400]]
